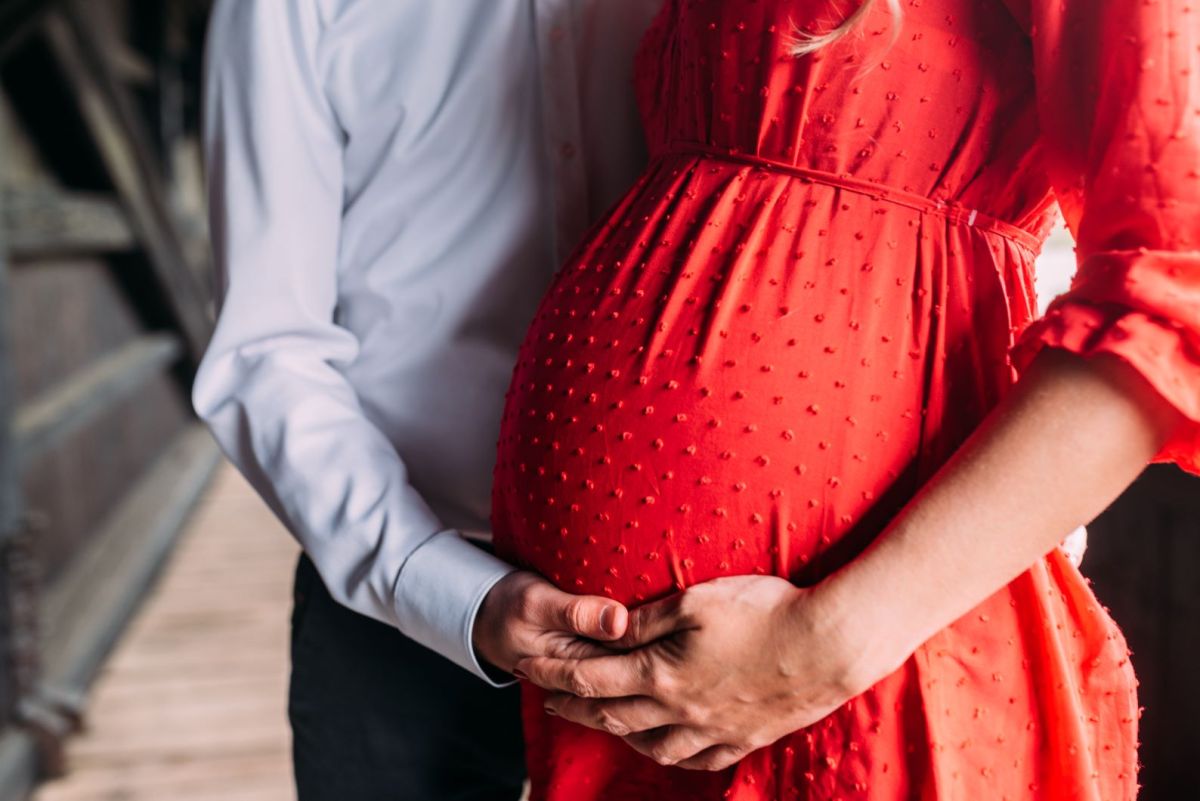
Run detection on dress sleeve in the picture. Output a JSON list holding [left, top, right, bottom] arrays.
[[1010, 0, 1200, 474]]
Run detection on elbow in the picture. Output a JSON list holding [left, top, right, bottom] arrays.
[[190, 346, 224, 426]]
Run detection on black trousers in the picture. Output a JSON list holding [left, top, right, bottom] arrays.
[[288, 552, 526, 801]]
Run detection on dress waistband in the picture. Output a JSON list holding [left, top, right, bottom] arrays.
[[661, 142, 1043, 253]]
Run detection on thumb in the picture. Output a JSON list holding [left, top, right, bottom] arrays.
[[545, 589, 629, 641]]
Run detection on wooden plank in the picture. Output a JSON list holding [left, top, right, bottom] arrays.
[[38, 424, 220, 695], [32, 465, 298, 801], [35, 754, 294, 801], [12, 333, 183, 466], [2, 188, 135, 257], [42, 4, 211, 359]]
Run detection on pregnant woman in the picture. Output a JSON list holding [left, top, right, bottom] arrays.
[[490, 0, 1198, 799]]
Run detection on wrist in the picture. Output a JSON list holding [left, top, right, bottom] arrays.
[[472, 575, 510, 672], [797, 570, 912, 697], [471, 569, 540, 678]]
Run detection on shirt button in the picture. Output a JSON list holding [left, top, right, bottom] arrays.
[[560, 142, 577, 160]]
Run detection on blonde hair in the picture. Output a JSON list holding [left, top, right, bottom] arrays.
[[790, 0, 903, 56]]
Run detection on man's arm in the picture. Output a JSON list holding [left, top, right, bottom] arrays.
[[195, 0, 624, 683]]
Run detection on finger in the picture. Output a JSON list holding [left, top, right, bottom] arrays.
[[613, 592, 690, 649], [515, 649, 654, 698], [543, 635, 617, 661], [675, 744, 747, 772], [624, 726, 712, 766], [544, 694, 675, 736], [539, 586, 629, 641]]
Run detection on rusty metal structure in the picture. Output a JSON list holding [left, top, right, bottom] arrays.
[[0, 1, 1194, 800], [0, 1, 217, 798]]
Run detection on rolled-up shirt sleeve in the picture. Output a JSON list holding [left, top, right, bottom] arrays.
[[1011, 0, 1200, 474], [194, 0, 515, 683]]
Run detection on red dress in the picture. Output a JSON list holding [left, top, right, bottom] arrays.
[[491, 1, 1200, 799]]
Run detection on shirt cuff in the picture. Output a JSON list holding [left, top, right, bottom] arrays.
[[392, 529, 519, 686]]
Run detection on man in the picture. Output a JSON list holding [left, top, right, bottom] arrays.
[[194, 2, 658, 798]]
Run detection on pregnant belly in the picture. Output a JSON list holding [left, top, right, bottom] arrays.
[[490, 254, 939, 602], [487, 159, 1014, 604]]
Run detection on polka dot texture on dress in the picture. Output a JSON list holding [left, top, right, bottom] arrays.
[[493, 0, 1197, 798]]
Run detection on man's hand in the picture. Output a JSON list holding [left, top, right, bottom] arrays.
[[472, 570, 630, 677], [515, 575, 878, 771]]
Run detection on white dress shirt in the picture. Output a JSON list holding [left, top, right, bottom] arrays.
[[194, 0, 658, 684]]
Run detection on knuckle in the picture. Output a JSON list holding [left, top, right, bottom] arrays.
[[513, 583, 541, 622], [567, 674, 595, 698], [646, 665, 676, 696], [595, 709, 629, 737], [564, 599, 588, 632], [648, 743, 677, 766], [729, 747, 753, 766], [667, 592, 689, 616], [624, 610, 645, 644], [675, 597, 700, 627], [726, 744, 750, 762], [678, 702, 705, 726], [698, 747, 741, 772], [635, 651, 654, 680]]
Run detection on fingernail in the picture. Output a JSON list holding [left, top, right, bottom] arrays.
[[600, 606, 615, 635], [543, 706, 557, 716], [513, 669, 528, 680]]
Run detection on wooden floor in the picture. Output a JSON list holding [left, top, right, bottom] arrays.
[[34, 464, 299, 801]]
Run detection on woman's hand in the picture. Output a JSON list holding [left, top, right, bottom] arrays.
[[517, 574, 879, 771]]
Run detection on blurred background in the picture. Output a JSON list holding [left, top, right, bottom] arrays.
[[0, 1, 1195, 800]]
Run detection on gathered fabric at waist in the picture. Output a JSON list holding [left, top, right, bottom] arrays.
[[659, 142, 1044, 254]]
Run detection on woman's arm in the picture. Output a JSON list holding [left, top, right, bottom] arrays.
[[815, 346, 1185, 690], [834, 0, 1200, 679]]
